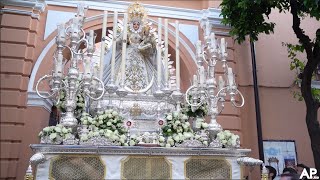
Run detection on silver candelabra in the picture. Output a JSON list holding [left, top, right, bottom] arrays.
[[36, 4, 105, 128], [185, 31, 245, 141]]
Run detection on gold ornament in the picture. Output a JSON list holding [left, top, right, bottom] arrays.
[[127, 2, 147, 23]]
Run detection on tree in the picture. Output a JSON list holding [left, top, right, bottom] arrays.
[[220, 0, 320, 172]]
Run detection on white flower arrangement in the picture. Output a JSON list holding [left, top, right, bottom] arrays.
[[78, 110, 131, 146], [162, 111, 191, 136], [79, 126, 128, 146], [56, 90, 85, 117], [194, 117, 209, 130], [216, 130, 240, 148], [38, 124, 73, 144], [81, 110, 127, 135], [160, 111, 208, 147]]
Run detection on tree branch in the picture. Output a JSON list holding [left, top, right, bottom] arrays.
[[290, 0, 313, 60]]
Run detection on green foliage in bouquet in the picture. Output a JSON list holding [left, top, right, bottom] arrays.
[[56, 89, 85, 117], [161, 111, 192, 137], [181, 95, 208, 118]]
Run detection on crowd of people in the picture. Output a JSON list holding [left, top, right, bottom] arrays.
[[266, 164, 311, 180]]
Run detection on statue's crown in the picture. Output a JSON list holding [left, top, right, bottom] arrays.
[[127, 2, 147, 22]]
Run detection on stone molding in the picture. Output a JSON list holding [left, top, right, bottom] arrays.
[[27, 91, 53, 113], [0, 0, 46, 19]]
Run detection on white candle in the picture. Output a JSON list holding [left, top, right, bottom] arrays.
[[218, 76, 225, 90], [175, 20, 180, 90], [57, 23, 65, 40], [227, 67, 234, 86], [157, 18, 162, 86], [199, 66, 205, 86], [110, 11, 118, 83], [56, 53, 63, 73], [221, 38, 226, 55], [193, 75, 198, 88], [88, 30, 94, 50], [164, 19, 169, 84], [121, 14, 128, 85], [210, 32, 216, 49], [196, 40, 202, 58], [99, 11, 108, 79], [205, 21, 210, 37]]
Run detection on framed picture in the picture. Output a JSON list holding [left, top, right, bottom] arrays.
[[263, 140, 298, 177]]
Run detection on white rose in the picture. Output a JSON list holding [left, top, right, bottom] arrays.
[[159, 136, 165, 142], [173, 112, 179, 118], [43, 127, 50, 132], [159, 143, 165, 147], [167, 115, 173, 121], [201, 123, 208, 128], [165, 144, 171, 148], [167, 129, 172, 133], [119, 138, 125, 144], [93, 132, 99, 137], [129, 140, 136, 146], [107, 114, 113, 118], [195, 121, 202, 129], [112, 111, 118, 116], [182, 115, 188, 120], [62, 128, 68, 134], [173, 136, 180, 142], [81, 134, 88, 141], [203, 141, 208, 146], [83, 120, 88, 125], [54, 127, 61, 133], [185, 122, 190, 126], [175, 121, 181, 125], [195, 135, 201, 140], [49, 133, 57, 140], [124, 143, 129, 146], [222, 140, 227, 145], [98, 115, 104, 120], [107, 122, 112, 126]]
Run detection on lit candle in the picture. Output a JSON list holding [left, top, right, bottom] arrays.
[[210, 32, 216, 49], [221, 38, 226, 55], [110, 11, 118, 83], [175, 20, 180, 90], [100, 11, 108, 79], [218, 76, 225, 90], [164, 19, 169, 84], [121, 13, 128, 85], [157, 18, 162, 86], [227, 67, 234, 87]]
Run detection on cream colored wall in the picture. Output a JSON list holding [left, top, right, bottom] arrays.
[[236, 9, 319, 174]]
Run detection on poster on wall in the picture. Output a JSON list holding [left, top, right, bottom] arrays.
[[263, 140, 297, 177]]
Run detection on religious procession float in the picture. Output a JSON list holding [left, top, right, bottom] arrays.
[[26, 2, 265, 179]]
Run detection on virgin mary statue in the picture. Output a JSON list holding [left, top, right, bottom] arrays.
[[103, 2, 162, 94]]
